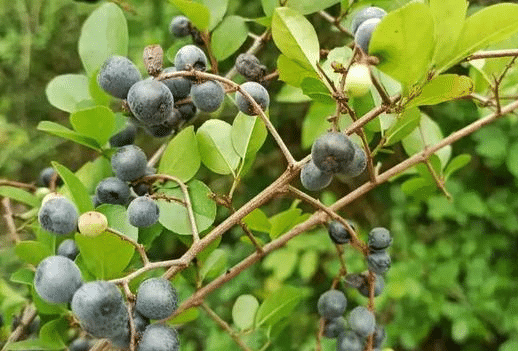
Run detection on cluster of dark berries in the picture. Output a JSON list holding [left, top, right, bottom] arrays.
[[320, 223, 393, 349], [301, 132, 367, 191], [34, 254, 179, 350], [37, 145, 160, 239], [351, 7, 387, 54], [317, 290, 385, 351]]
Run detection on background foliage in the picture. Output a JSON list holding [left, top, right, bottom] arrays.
[[1, 0, 518, 351]]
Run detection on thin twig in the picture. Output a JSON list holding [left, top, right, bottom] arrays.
[[2, 198, 21, 243], [144, 174, 200, 242], [157, 69, 296, 165], [1, 304, 37, 349], [319, 10, 354, 37], [201, 303, 254, 351], [170, 99, 518, 317], [466, 49, 518, 61], [424, 159, 451, 200], [370, 68, 391, 106], [106, 228, 149, 265], [0, 180, 37, 191]]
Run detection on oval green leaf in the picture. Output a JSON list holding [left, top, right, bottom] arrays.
[[212, 16, 248, 61], [70, 106, 116, 146], [231, 112, 268, 158], [52, 162, 93, 213], [159, 126, 201, 183], [46, 74, 91, 113], [197, 119, 241, 175], [78, 3, 128, 74], [232, 294, 260, 330]]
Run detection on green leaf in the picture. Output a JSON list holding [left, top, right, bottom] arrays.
[[75, 230, 135, 280], [243, 208, 271, 234], [231, 112, 268, 158], [157, 179, 216, 235], [506, 141, 518, 178], [445, 154, 472, 180], [269, 207, 309, 239], [276, 85, 311, 103], [45, 74, 91, 113], [4, 339, 55, 351], [211, 16, 248, 61], [52, 162, 93, 213], [88, 70, 111, 106], [406, 75, 474, 108], [255, 285, 305, 328], [159, 126, 201, 182], [402, 114, 451, 168], [74, 157, 113, 195], [169, 0, 211, 30], [197, 119, 241, 175], [298, 250, 318, 281], [369, 3, 434, 86], [39, 316, 68, 349], [78, 3, 128, 74], [232, 295, 260, 330], [0, 186, 39, 207], [200, 0, 228, 29], [263, 249, 298, 280], [300, 77, 334, 105], [200, 248, 228, 280], [401, 176, 437, 200], [10, 268, 35, 286], [288, 0, 341, 15], [438, 4, 518, 73], [37, 121, 101, 151], [15, 241, 52, 266], [430, 0, 468, 66], [78, 205, 138, 281], [99, 204, 138, 240], [272, 7, 320, 71], [301, 103, 349, 150], [168, 307, 200, 325], [384, 107, 421, 146], [277, 55, 319, 87], [70, 106, 115, 146]]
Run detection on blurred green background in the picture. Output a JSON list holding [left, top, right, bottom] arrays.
[[1, 1, 518, 350]]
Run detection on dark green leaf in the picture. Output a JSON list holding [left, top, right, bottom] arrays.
[[211, 16, 248, 61], [37, 121, 101, 151], [255, 285, 306, 328], [262, 248, 298, 280], [506, 141, 518, 178], [288, 0, 341, 15], [401, 176, 437, 200], [39, 316, 68, 349], [269, 207, 310, 239], [159, 126, 201, 182], [74, 157, 113, 195], [197, 119, 241, 175], [200, 0, 228, 29], [45, 74, 91, 113], [78, 3, 128, 74], [369, 3, 434, 86], [406, 75, 474, 108], [0, 186, 39, 207], [272, 8, 320, 71], [157, 179, 216, 235], [231, 112, 268, 158], [168, 307, 200, 325], [88, 70, 111, 106], [52, 162, 93, 213], [445, 154, 472, 179], [200, 248, 228, 280], [300, 77, 334, 105]]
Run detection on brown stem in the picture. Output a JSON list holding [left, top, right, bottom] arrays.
[[201, 303, 253, 351], [0, 180, 37, 191], [424, 159, 451, 200], [106, 228, 149, 266], [466, 49, 518, 60], [1, 304, 37, 349], [319, 10, 354, 37], [143, 174, 199, 242], [2, 198, 21, 243]]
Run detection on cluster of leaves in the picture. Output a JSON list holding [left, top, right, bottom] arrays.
[[2, 0, 518, 350]]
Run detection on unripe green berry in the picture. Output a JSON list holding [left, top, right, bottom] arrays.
[[77, 211, 108, 236], [345, 64, 372, 97]]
